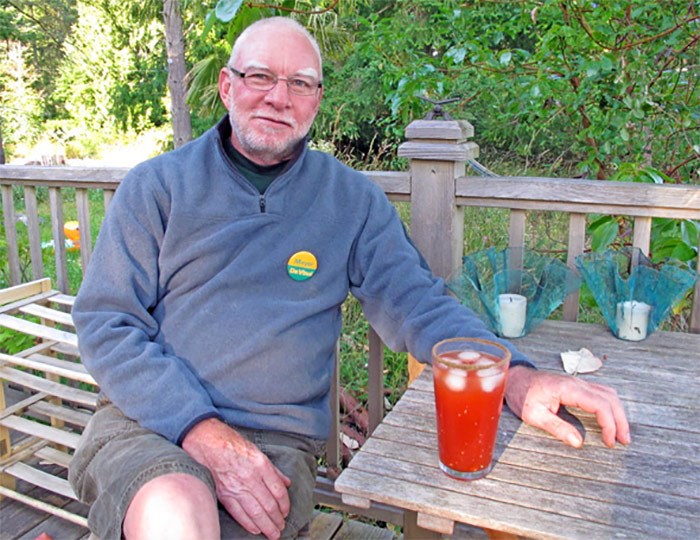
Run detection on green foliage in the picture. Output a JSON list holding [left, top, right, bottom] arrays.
[[340, 295, 407, 405], [588, 215, 620, 252], [650, 218, 699, 266], [0, 326, 35, 355], [3, 0, 697, 180], [0, 40, 42, 156], [0, 0, 170, 160], [314, 0, 699, 179], [586, 163, 699, 265]]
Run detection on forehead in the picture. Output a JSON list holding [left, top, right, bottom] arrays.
[[237, 25, 320, 75]]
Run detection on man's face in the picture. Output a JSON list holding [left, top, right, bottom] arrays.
[[219, 25, 323, 166]]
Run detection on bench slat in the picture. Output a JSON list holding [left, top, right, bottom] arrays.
[[0, 415, 82, 449], [29, 400, 94, 428], [49, 293, 76, 307], [0, 366, 97, 407], [19, 303, 74, 327], [4, 461, 77, 499], [0, 313, 78, 348], [35, 446, 73, 468], [0, 279, 52, 306], [0, 485, 89, 528], [0, 392, 47, 420], [1, 351, 96, 385]]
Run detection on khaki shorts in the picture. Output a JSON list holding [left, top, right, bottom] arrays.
[[69, 400, 325, 540]]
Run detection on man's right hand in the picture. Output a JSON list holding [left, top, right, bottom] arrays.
[[181, 418, 291, 540]]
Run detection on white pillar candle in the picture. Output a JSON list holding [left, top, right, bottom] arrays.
[[615, 301, 651, 341], [498, 293, 527, 338]]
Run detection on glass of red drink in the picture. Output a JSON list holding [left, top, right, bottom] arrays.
[[432, 337, 511, 480]]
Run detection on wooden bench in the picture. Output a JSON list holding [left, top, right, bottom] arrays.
[[0, 278, 92, 530], [0, 279, 414, 539]]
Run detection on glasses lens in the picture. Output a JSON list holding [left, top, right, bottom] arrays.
[[232, 67, 320, 96], [287, 77, 318, 96], [242, 70, 276, 91]]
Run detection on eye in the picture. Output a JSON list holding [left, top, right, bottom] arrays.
[[247, 71, 274, 84], [289, 78, 314, 91]]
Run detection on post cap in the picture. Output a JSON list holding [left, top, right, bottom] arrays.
[[404, 119, 474, 141]]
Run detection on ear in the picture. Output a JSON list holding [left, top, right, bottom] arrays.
[[218, 67, 233, 109]]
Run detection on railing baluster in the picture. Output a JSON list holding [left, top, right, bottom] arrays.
[[691, 237, 700, 334], [508, 209, 526, 253], [23, 186, 44, 280], [48, 187, 68, 293], [103, 189, 115, 211], [326, 341, 341, 472], [76, 188, 92, 272], [508, 209, 526, 276], [367, 326, 384, 435], [563, 213, 586, 321], [1, 185, 21, 285], [632, 216, 652, 258]]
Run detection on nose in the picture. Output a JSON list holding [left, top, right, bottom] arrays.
[[263, 79, 292, 108]]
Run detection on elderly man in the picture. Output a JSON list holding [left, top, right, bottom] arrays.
[[69, 16, 629, 540]]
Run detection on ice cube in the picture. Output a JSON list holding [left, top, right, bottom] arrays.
[[444, 369, 468, 392], [474, 357, 493, 368], [457, 351, 480, 361], [475, 358, 503, 392], [479, 372, 504, 393]]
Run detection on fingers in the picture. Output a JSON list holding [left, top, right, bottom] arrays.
[[560, 380, 631, 447], [527, 403, 583, 448], [508, 369, 631, 448], [224, 497, 273, 539], [221, 486, 286, 540], [265, 466, 292, 517], [217, 455, 291, 539], [181, 419, 292, 539]]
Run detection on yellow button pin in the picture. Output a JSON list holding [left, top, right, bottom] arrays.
[[287, 251, 318, 281]]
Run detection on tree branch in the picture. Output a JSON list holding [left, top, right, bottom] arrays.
[[245, 0, 340, 16], [667, 154, 699, 178], [5, 0, 66, 49], [565, 1, 700, 54], [648, 34, 700, 90]]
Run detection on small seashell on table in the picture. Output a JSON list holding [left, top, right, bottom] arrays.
[[560, 347, 603, 376]]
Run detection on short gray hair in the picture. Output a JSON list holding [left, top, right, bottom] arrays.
[[229, 17, 323, 79]]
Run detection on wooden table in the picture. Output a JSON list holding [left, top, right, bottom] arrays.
[[335, 320, 700, 539]]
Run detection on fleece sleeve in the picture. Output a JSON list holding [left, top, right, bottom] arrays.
[[72, 166, 221, 444], [348, 186, 535, 368]]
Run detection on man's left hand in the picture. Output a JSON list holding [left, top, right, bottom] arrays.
[[505, 366, 631, 448]]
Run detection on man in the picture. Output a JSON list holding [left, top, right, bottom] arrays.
[[69, 16, 630, 540]]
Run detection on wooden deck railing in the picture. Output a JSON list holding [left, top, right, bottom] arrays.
[[2, 117, 699, 523]]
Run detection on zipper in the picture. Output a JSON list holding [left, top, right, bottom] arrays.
[[259, 194, 266, 213]]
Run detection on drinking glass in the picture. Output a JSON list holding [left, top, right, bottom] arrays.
[[432, 337, 511, 480]]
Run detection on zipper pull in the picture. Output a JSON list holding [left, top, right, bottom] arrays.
[[259, 195, 266, 213]]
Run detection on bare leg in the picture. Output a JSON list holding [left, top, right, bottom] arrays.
[[122, 473, 220, 540]]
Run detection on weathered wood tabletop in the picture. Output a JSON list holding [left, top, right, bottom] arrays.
[[335, 320, 700, 539]]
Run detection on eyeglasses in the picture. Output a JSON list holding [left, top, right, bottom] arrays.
[[228, 66, 322, 96]]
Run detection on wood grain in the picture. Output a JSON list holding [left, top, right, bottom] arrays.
[[335, 320, 700, 539]]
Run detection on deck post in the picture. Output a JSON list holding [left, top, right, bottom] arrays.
[[398, 119, 479, 382]]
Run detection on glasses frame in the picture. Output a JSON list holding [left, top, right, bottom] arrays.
[[228, 66, 322, 97]]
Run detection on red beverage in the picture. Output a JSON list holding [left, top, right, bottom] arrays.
[[432, 338, 510, 480]]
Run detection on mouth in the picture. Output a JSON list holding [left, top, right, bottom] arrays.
[[253, 115, 294, 129]]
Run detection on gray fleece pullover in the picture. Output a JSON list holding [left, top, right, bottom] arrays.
[[73, 116, 534, 445]]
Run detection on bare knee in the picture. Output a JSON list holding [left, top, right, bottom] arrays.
[[123, 473, 219, 540]]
